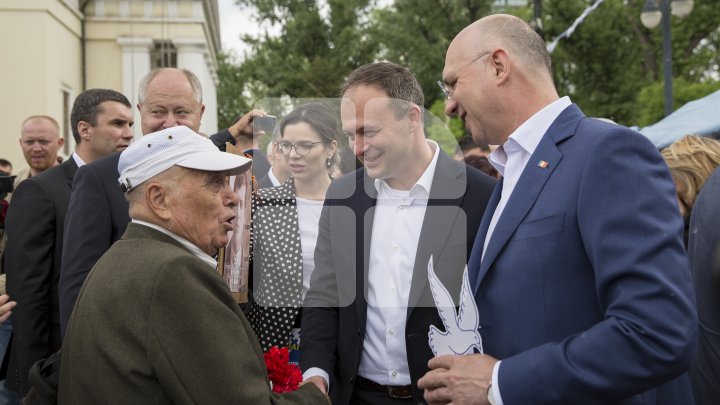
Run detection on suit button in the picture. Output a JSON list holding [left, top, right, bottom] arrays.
[[357, 328, 361, 335], [350, 376, 355, 384]]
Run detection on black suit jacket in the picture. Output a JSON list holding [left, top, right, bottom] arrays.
[[689, 166, 720, 405], [3, 158, 77, 395], [301, 151, 496, 404], [59, 129, 235, 337], [58, 153, 129, 337]]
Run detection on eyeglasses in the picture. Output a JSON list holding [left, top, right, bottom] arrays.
[[277, 141, 324, 156], [437, 51, 492, 99]]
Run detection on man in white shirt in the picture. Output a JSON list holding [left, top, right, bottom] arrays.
[[301, 62, 496, 404], [419, 14, 696, 405]]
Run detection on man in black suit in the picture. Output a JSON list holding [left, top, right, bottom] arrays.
[[3, 89, 133, 397], [689, 166, 720, 404], [300, 62, 496, 404], [58, 68, 262, 336]]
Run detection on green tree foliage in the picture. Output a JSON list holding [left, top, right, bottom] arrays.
[[544, 0, 720, 125], [234, 0, 379, 99], [217, 52, 250, 129], [220, 0, 719, 129]]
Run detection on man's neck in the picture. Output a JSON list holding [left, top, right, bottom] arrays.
[[384, 140, 435, 191], [30, 160, 59, 177], [75, 145, 98, 165]]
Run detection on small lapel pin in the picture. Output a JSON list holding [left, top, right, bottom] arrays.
[[537, 160, 549, 168]]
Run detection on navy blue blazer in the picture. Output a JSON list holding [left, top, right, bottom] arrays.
[[301, 150, 496, 404], [469, 104, 697, 404]]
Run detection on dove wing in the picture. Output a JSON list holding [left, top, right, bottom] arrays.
[[427, 257, 458, 333], [457, 266, 480, 332]]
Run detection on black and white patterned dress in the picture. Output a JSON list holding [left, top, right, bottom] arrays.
[[247, 178, 306, 351]]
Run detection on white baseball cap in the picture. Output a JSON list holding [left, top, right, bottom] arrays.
[[118, 126, 252, 192]]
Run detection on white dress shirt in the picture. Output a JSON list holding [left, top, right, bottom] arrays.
[[357, 140, 440, 386], [482, 96, 572, 405], [295, 197, 324, 299], [267, 168, 282, 187], [71, 152, 87, 168]]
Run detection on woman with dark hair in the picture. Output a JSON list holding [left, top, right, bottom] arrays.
[[248, 102, 339, 354]]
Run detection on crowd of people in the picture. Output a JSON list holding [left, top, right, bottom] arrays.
[[0, 13, 718, 405]]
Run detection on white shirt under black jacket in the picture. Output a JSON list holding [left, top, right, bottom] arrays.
[[358, 140, 441, 386], [483, 96, 572, 405]]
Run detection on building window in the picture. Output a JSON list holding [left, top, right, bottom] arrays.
[[151, 40, 177, 69]]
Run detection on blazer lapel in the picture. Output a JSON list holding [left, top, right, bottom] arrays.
[[407, 153, 467, 316], [63, 159, 79, 189], [474, 105, 583, 290], [358, 171, 378, 324], [468, 181, 502, 290]]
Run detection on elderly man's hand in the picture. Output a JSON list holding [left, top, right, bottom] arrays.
[[418, 353, 498, 405], [0, 294, 17, 323], [299, 376, 330, 404], [229, 109, 269, 139]]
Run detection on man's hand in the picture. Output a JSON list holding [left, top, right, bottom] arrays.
[[0, 294, 17, 323], [299, 376, 330, 403], [418, 353, 498, 405], [302, 375, 328, 395], [229, 109, 269, 139]]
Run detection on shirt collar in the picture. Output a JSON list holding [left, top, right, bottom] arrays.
[[131, 219, 218, 269], [72, 152, 86, 168], [489, 96, 571, 175], [374, 139, 440, 199]]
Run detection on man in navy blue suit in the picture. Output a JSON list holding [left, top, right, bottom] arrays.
[[419, 14, 697, 404]]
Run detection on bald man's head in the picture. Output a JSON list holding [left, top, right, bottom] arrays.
[[451, 14, 552, 82]]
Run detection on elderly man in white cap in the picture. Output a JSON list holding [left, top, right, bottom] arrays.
[[58, 126, 327, 405]]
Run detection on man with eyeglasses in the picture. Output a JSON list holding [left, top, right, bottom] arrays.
[[418, 14, 696, 405], [300, 62, 496, 405]]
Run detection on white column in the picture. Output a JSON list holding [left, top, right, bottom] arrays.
[[116, 36, 153, 138], [174, 37, 218, 135]]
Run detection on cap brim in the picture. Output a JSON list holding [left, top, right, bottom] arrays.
[[176, 152, 253, 176]]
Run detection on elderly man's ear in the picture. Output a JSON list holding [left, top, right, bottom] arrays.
[[145, 183, 174, 221]]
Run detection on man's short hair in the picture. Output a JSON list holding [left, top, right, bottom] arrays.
[[22, 115, 59, 132], [340, 62, 424, 119], [137, 68, 203, 104], [70, 89, 131, 143]]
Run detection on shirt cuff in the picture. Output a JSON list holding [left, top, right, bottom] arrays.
[[491, 360, 503, 405], [302, 367, 330, 393]]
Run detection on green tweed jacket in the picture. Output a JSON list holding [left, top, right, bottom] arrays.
[[59, 223, 326, 405]]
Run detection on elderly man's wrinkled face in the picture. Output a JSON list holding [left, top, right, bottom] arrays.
[[169, 169, 239, 256], [139, 70, 205, 135]]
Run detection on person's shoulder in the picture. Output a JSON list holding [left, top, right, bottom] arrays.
[[325, 168, 365, 200], [464, 164, 497, 188], [256, 178, 295, 203], [30, 161, 70, 184], [83, 152, 122, 172]]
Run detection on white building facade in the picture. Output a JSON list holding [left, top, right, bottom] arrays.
[[0, 0, 220, 170]]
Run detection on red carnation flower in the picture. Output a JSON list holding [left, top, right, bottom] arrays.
[[264, 346, 303, 393]]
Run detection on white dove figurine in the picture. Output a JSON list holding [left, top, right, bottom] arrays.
[[427, 257, 483, 356]]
